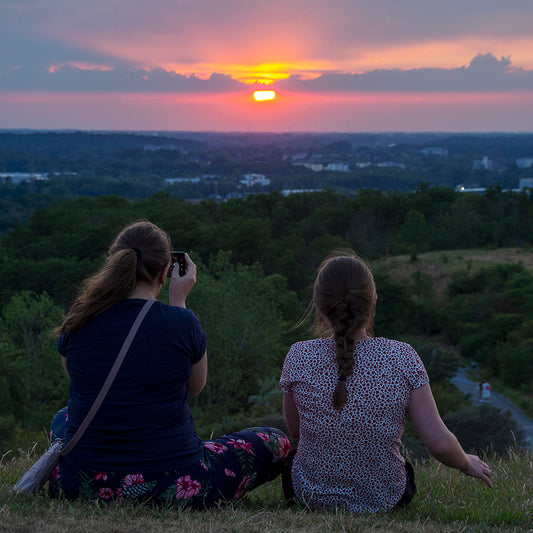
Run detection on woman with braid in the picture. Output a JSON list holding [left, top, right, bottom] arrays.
[[280, 250, 492, 513]]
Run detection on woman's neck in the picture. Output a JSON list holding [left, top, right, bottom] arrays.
[[128, 280, 161, 300]]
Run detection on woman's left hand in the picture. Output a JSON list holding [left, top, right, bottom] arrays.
[[169, 252, 196, 307]]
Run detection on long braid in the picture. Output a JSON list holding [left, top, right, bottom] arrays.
[[311, 250, 376, 411]]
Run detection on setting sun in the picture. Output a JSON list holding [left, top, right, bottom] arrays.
[[253, 90, 276, 102]]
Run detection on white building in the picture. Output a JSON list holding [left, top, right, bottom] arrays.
[[456, 185, 486, 193], [473, 156, 493, 170], [240, 173, 271, 187], [0, 172, 49, 183], [165, 177, 200, 184], [325, 162, 349, 172], [519, 178, 533, 191], [516, 158, 533, 169], [421, 147, 448, 156], [281, 189, 324, 196], [377, 162, 406, 170]]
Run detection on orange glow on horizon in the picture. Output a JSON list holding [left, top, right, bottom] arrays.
[[3, 90, 533, 133], [159, 61, 322, 84]]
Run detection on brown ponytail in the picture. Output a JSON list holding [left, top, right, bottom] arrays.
[[311, 250, 376, 411], [55, 220, 171, 334]]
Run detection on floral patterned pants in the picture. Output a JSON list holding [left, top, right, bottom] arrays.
[[49, 407, 290, 509]]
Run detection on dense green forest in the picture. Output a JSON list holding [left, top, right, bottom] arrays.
[[0, 186, 532, 453]]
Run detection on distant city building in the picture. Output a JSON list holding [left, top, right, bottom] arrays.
[[455, 185, 486, 193], [354, 161, 405, 170], [376, 162, 406, 170], [281, 189, 324, 196], [325, 162, 349, 172], [519, 178, 533, 190], [144, 144, 178, 151], [0, 172, 49, 183], [240, 173, 271, 187], [165, 177, 200, 184], [516, 158, 533, 168], [225, 192, 244, 200], [301, 163, 324, 172], [421, 147, 448, 156], [473, 156, 493, 170]]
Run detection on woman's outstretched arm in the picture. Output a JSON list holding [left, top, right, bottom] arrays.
[[408, 383, 493, 488]]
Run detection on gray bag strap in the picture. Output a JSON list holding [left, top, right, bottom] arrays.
[[61, 298, 156, 456]]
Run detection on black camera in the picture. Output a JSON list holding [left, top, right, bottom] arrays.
[[168, 251, 187, 277]]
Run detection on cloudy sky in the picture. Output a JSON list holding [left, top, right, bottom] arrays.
[[1, 0, 533, 132]]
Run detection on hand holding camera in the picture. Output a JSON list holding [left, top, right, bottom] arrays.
[[168, 251, 196, 308], [167, 251, 187, 278]]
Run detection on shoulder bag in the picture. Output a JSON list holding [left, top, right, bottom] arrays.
[[12, 298, 156, 496]]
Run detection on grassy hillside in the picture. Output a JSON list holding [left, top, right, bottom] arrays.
[[376, 247, 533, 305], [2, 248, 533, 531], [1, 448, 532, 532]]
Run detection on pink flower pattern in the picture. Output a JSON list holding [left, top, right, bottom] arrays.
[[123, 474, 144, 488], [49, 405, 290, 507], [98, 487, 114, 500], [235, 475, 252, 499], [204, 441, 228, 454], [175, 475, 202, 500], [278, 436, 291, 459], [228, 438, 254, 454]]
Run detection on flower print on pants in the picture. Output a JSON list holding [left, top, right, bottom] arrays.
[[228, 438, 254, 454], [98, 487, 114, 500], [257, 432, 270, 442], [176, 475, 202, 500], [205, 441, 228, 454], [278, 436, 291, 459], [235, 475, 252, 499], [123, 474, 144, 488]]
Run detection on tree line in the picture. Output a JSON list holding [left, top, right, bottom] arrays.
[[0, 188, 531, 452]]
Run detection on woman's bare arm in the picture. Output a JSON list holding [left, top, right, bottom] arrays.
[[188, 351, 207, 398], [409, 383, 492, 487]]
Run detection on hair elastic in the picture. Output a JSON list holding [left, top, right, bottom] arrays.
[[132, 247, 142, 260], [338, 375, 347, 382]]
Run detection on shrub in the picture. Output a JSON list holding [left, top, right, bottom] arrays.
[[443, 403, 525, 454]]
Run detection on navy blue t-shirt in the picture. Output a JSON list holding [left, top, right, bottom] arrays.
[[58, 299, 207, 472]]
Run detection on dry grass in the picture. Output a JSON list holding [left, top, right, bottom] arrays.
[[2, 447, 533, 532], [375, 247, 533, 305]]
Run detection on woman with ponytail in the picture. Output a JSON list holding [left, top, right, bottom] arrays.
[[280, 249, 492, 513], [49, 220, 289, 507]]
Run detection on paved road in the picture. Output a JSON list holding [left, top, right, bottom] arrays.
[[451, 367, 533, 450]]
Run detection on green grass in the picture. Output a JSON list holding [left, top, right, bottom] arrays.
[[2, 447, 533, 532]]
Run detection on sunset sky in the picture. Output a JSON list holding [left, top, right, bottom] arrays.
[[1, 0, 533, 132]]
